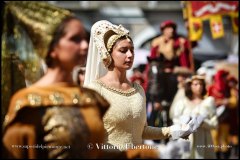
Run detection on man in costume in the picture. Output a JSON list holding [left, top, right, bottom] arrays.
[[144, 20, 193, 130]]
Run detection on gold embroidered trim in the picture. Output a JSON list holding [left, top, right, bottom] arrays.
[[28, 93, 42, 106], [49, 92, 64, 105]]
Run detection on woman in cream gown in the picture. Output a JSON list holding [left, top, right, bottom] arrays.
[[83, 20, 199, 152], [172, 75, 218, 159]]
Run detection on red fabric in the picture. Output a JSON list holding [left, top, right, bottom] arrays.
[[175, 38, 190, 68], [150, 46, 159, 58], [208, 70, 232, 124], [214, 69, 229, 92], [208, 85, 225, 99], [208, 70, 230, 102], [173, 38, 180, 49]]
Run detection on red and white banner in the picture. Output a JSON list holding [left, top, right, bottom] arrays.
[[183, 1, 239, 40], [190, 1, 238, 18]]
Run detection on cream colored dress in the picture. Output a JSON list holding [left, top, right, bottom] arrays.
[[172, 96, 218, 159], [87, 80, 170, 150]]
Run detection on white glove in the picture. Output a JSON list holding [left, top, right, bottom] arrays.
[[170, 113, 208, 140], [169, 121, 194, 140], [189, 114, 207, 131]]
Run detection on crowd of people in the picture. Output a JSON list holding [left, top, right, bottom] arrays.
[[1, 1, 238, 159]]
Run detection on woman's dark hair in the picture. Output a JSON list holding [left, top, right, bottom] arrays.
[[185, 78, 207, 100], [45, 16, 80, 67]]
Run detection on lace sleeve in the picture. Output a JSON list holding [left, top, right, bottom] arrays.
[[142, 124, 171, 140]]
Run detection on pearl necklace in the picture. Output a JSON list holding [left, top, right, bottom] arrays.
[[96, 80, 137, 97]]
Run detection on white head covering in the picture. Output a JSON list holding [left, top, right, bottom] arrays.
[[83, 20, 130, 86]]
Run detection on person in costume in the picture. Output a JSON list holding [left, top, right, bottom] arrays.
[[83, 20, 202, 156], [208, 69, 233, 159], [172, 75, 218, 158], [227, 76, 239, 157], [150, 20, 192, 71], [143, 20, 193, 131], [2, 2, 110, 159], [143, 20, 193, 91], [169, 66, 193, 120]]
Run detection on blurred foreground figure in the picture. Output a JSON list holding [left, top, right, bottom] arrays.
[[2, 2, 109, 159]]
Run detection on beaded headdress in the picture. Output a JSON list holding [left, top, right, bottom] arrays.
[[92, 20, 131, 68], [84, 20, 132, 86]]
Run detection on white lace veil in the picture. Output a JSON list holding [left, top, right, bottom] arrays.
[[83, 32, 108, 86], [83, 20, 130, 87], [84, 20, 108, 87]]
